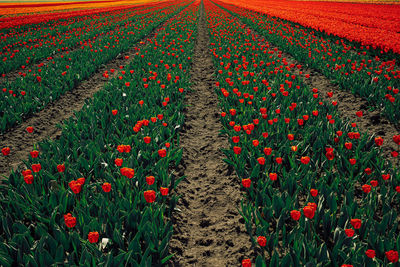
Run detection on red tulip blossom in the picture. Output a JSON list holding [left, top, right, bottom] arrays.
[[362, 184, 371, 193], [350, 219, 362, 229], [233, 146, 242, 155], [303, 205, 315, 219], [374, 137, 383, 146], [120, 167, 135, 179], [57, 164, 65, 173], [242, 259, 251, 267], [269, 173, 277, 181], [64, 213, 77, 228], [146, 176, 155, 185], [300, 156, 310, 164], [26, 126, 34, 133], [345, 229, 355, 237], [158, 149, 167, 158], [102, 183, 111, 193], [88, 232, 99, 243], [30, 150, 39, 158], [290, 210, 301, 221], [242, 178, 251, 188], [24, 175, 34, 184], [310, 189, 318, 197], [114, 158, 123, 166], [386, 250, 399, 263], [31, 163, 41, 172], [160, 187, 169, 196], [144, 190, 156, 203], [69, 180, 82, 194], [1, 147, 10, 156], [365, 249, 376, 259], [257, 236, 267, 247]]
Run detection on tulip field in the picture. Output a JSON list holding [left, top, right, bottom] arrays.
[[0, 0, 399, 266]]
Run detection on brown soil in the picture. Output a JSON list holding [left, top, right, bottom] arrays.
[[167, 3, 255, 266], [241, 23, 400, 168], [0, 30, 158, 179]]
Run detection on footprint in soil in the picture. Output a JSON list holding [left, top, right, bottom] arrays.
[[197, 239, 214, 246], [200, 219, 211, 228]]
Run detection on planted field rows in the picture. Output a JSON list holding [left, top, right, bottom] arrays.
[[0, 0, 399, 266]]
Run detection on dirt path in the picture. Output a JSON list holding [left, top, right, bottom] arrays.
[[0, 29, 160, 179], [168, 3, 254, 266]]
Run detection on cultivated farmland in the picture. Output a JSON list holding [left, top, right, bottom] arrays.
[[0, 0, 399, 266]]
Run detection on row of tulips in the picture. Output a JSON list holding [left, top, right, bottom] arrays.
[[0, 0, 184, 133], [0, 3, 155, 75], [0, 1, 197, 265], [216, 0, 400, 54], [204, 0, 399, 265], [212, 0, 400, 124]]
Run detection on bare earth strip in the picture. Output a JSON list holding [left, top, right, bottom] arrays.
[[0, 28, 158, 178], [168, 3, 255, 266]]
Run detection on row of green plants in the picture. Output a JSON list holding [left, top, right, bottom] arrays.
[[212, 0, 400, 124], [0, 4, 153, 74], [205, 0, 400, 265], [0, 1, 197, 265], [0, 1, 182, 133]]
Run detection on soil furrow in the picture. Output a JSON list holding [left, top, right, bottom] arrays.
[[168, 3, 254, 266], [0, 25, 162, 179], [232, 17, 400, 168]]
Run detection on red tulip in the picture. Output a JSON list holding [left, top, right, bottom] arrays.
[[160, 187, 169, 196], [24, 175, 34, 184], [64, 213, 77, 228], [345, 228, 355, 237], [102, 182, 111, 193], [362, 184, 371, 193], [242, 178, 251, 188], [257, 157, 265, 165], [1, 147, 10, 156], [242, 259, 251, 267], [57, 164, 65, 173], [26, 126, 34, 133], [257, 236, 267, 247], [30, 150, 39, 158], [386, 250, 399, 263], [264, 147, 272, 155], [310, 189, 318, 197], [68, 180, 82, 194], [365, 249, 376, 259], [31, 163, 41, 172], [146, 176, 155, 185], [393, 135, 400, 145], [88, 232, 99, 243], [144, 190, 156, 203], [120, 167, 135, 179], [112, 109, 118, 115], [303, 205, 315, 219], [233, 146, 242, 155], [374, 137, 383, 146], [300, 156, 310, 164], [114, 158, 123, 166], [290, 210, 301, 221], [158, 149, 167, 158], [269, 173, 277, 181], [350, 219, 362, 229]]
